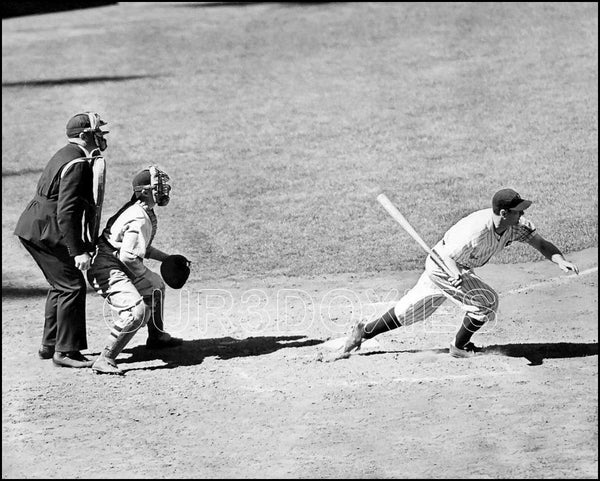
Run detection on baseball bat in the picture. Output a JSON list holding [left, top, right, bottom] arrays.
[[376, 193, 458, 278]]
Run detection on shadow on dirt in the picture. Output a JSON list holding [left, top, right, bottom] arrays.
[[2, 74, 163, 88], [106, 335, 324, 372], [2, 285, 49, 298], [483, 342, 599, 366], [359, 342, 599, 366], [2, 167, 44, 178], [169, 2, 337, 8], [2, 284, 99, 297]]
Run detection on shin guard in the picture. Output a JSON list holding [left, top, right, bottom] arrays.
[[103, 299, 150, 359]]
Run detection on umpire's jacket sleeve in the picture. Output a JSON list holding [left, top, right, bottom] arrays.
[[57, 161, 92, 257]]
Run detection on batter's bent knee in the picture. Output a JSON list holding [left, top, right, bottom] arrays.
[[464, 286, 499, 322]]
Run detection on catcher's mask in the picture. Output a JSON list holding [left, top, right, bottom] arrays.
[[66, 112, 109, 151], [133, 166, 171, 206]]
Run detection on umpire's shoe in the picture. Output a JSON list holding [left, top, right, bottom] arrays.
[[52, 351, 94, 368], [92, 352, 124, 375], [146, 333, 183, 349], [449, 341, 482, 358], [38, 344, 55, 360]]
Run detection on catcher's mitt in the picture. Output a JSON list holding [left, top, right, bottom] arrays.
[[160, 254, 191, 289]]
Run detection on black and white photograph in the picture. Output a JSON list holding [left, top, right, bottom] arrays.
[[2, 2, 598, 478]]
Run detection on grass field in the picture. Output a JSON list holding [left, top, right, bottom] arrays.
[[2, 2, 597, 280], [2, 2, 598, 479]]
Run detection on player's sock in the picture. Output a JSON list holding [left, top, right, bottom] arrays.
[[146, 292, 164, 340], [454, 315, 485, 348], [363, 307, 401, 339]]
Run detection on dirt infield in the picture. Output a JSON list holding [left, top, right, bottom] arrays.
[[2, 247, 597, 478]]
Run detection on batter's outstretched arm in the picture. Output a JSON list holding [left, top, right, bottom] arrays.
[[526, 233, 579, 274]]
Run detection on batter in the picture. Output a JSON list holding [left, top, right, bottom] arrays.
[[339, 188, 580, 358]]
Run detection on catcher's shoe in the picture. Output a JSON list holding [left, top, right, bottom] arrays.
[[339, 321, 366, 358], [449, 341, 482, 358], [146, 333, 183, 349], [92, 353, 124, 375]]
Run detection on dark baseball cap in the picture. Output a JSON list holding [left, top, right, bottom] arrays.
[[492, 188, 532, 212], [132, 169, 151, 188], [66, 112, 108, 138]]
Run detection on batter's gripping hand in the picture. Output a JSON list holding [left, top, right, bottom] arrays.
[[160, 254, 192, 289], [557, 258, 579, 275]]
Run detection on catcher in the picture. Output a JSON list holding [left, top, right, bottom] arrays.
[[87, 166, 191, 375]]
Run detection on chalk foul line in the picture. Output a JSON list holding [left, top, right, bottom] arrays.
[[500, 266, 597, 296]]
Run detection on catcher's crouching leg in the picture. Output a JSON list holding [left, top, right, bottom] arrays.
[[92, 299, 150, 375], [145, 288, 183, 349]]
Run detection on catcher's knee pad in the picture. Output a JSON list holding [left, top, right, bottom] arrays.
[[113, 299, 150, 334]]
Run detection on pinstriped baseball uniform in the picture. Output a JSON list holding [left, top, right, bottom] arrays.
[[433, 208, 536, 269], [384, 208, 536, 328]]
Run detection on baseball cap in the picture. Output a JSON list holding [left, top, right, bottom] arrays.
[[66, 112, 108, 138], [132, 169, 151, 188], [492, 188, 532, 212]]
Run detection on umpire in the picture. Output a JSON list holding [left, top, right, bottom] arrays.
[[14, 112, 109, 368]]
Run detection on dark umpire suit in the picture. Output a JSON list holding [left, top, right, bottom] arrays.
[[14, 113, 107, 366]]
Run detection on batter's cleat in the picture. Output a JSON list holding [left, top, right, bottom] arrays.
[[449, 341, 482, 358], [91, 353, 124, 375], [145, 333, 184, 349], [38, 344, 55, 360], [338, 321, 366, 358]]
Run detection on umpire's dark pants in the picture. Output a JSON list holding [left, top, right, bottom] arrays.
[[19, 238, 88, 352]]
